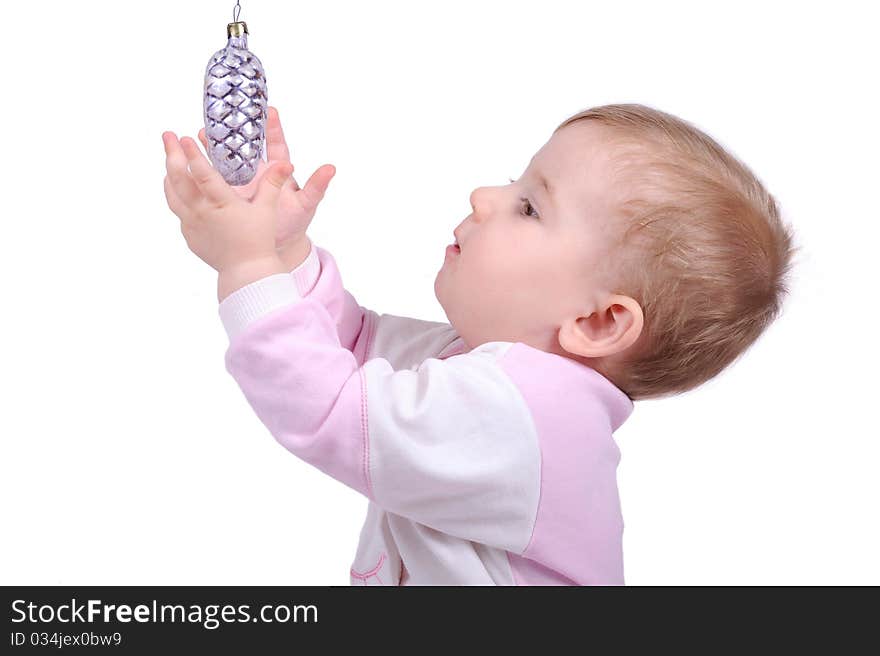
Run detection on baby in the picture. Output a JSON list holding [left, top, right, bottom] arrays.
[[162, 103, 796, 585]]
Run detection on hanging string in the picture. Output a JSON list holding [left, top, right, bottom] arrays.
[[233, 1, 242, 23]]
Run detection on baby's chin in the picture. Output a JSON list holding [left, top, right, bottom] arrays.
[[433, 273, 447, 313]]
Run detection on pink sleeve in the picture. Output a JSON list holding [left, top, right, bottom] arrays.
[[284, 239, 374, 365], [221, 288, 373, 497]]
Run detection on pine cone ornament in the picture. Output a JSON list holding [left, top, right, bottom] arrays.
[[203, 21, 268, 186]]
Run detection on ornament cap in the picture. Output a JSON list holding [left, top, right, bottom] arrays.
[[227, 21, 249, 38]]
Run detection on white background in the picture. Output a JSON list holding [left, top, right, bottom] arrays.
[[1, 0, 877, 585]]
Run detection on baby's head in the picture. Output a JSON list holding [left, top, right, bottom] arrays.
[[434, 103, 797, 400]]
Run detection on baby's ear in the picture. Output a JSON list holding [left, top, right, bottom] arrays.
[[558, 294, 644, 359]]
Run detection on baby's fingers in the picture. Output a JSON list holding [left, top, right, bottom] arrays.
[[299, 164, 336, 208], [266, 107, 292, 164], [163, 131, 200, 208], [164, 175, 194, 224], [179, 136, 237, 207], [198, 128, 209, 154]]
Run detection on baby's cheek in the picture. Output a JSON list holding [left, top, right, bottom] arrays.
[[462, 258, 501, 308]]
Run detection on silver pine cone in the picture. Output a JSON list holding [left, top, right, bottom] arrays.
[[203, 31, 268, 186]]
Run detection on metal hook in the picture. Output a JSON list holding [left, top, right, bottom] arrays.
[[233, 1, 242, 23]]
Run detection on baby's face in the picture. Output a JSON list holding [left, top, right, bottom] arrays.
[[435, 122, 628, 356]]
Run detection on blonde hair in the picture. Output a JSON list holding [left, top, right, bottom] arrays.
[[554, 104, 798, 400]]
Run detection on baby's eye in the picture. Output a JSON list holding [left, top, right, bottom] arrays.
[[519, 198, 539, 219], [509, 177, 539, 220]]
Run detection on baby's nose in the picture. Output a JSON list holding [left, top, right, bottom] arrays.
[[469, 186, 495, 217], [469, 187, 482, 210]]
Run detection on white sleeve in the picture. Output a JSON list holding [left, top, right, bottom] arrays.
[[361, 342, 541, 553]]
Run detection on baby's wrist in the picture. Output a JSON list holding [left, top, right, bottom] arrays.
[[217, 255, 288, 303], [276, 238, 312, 271]]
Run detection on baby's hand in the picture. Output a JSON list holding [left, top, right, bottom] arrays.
[[163, 131, 291, 277], [198, 106, 336, 255]]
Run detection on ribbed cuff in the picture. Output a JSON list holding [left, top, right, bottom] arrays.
[[218, 273, 302, 343], [289, 242, 321, 296]]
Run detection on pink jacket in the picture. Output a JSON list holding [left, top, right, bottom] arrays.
[[218, 241, 634, 585]]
